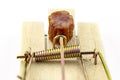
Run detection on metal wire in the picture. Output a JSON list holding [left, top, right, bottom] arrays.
[[98, 52, 112, 80]]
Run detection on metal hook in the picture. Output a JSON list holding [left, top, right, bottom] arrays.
[[53, 35, 67, 48]]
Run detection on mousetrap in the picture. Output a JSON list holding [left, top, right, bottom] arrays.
[[17, 9, 111, 80]]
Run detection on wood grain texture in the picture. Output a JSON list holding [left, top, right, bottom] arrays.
[[20, 22, 45, 79], [78, 22, 108, 80], [21, 22, 45, 54], [19, 22, 108, 80]]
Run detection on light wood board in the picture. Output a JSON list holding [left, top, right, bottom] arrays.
[[78, 22, 107, 80], [19, 22, 108, 80], [21, 22, 45, 54]]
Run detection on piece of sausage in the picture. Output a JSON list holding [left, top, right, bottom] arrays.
[[48, 11, 74, 44]]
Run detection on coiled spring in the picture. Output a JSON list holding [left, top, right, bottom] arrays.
[[17, 45, 97, 63], [34, 45, 80, 62]]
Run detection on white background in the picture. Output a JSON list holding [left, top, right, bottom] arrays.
[[0, 0, 120, 80]]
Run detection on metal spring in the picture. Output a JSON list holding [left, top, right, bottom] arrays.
[[34, 45, 80, 62]]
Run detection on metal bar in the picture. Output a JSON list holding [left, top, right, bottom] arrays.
[[80, 55, 89, 80], [60, 37, 65, 80], [44, 34, 47, 50], [17, 56, 26, 58], [81, 52, 95, 54], [22, 62, 27, 80], [25, 53, 34, 80]]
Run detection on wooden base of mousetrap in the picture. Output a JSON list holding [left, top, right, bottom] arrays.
[[19, 22, 109, 80]]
